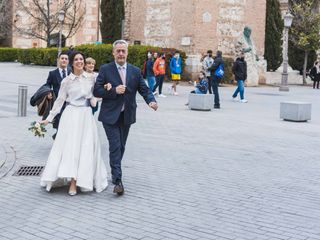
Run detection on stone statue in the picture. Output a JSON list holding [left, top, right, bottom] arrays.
[[235, 26, 260, 86]]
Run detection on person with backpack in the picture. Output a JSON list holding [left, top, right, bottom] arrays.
[[169, 51, 182, 95], [232, 53, 248, 103], [208, 50, 224, 109]]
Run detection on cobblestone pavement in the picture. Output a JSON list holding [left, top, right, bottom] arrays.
[[0, 62, 320, 240]]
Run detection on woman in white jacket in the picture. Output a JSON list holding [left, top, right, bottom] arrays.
[[40, 52, 109, 196]]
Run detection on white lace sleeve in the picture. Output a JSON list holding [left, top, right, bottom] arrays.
[[87, 75, 96, 102], [46, 78, 68, 122], [89, 76, 100, 106]]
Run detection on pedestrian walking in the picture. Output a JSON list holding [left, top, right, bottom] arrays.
[[169, 51, 182, 95], [40, 51, 109, 195], [310, 61, 320, 89], [152, 53, 166, 97], [232, 53, 248, 103], [93, 40, 158, 196]]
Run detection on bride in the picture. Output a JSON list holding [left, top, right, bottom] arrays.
[[40, 51, 108, 195]]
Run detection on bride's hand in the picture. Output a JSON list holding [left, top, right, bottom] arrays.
[[40, 120, 49, 126]]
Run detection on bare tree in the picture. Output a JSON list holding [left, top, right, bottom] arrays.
[[14, 0, 85, 47], [0, 0, 13, 44]]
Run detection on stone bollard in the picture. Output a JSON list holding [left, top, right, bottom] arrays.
[[280, 101, 312, 122], [18, 86, 28, 117]]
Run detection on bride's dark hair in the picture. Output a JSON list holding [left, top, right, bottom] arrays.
[[69, 51, 86, 73]]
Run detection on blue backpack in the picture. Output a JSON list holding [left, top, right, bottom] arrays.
[[214, 63, 224, 78]]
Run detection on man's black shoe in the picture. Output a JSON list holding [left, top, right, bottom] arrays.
[[52, 133, 57, 140], [113, 180, 124, 195], [112, 176, 117, 185], [214, 105, 220, 109]]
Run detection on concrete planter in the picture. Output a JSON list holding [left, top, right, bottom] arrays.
[[280, 101, 311, 122], [188, 94, 213, 111]]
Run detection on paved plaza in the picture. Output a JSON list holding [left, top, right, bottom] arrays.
[[0, 62, 320, 240]]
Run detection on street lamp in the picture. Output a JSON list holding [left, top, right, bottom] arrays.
[[279, 11, 294, 91], [58, 10, 65, 58]]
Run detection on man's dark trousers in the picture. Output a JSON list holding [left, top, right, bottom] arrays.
[[207, 76, 212, 94], [102, 112, 130, 182], [210, 75, 220, 107]]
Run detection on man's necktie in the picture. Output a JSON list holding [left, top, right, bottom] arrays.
[[62, 69, 66, 79], [118, 67, 126, 85], [118, 66, 126, 111]]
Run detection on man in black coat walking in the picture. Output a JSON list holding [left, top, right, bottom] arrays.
[[232, 54, 248, 103]]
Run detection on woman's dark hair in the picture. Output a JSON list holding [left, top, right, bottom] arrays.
[[58, 51, 69, 58], [69, 51, 86, 72]]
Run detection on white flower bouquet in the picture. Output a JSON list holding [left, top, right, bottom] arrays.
[[28, 121, 47, 137]]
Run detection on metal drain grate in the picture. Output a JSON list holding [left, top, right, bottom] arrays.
[[13, 166, 44, 176]]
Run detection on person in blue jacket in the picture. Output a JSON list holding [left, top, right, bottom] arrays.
[[185, 71, 208, 106], [169, 51, 182, 95]]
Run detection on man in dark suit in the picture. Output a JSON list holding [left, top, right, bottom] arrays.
[[44, 52, 70, 139], [93, 40, 158, 195]]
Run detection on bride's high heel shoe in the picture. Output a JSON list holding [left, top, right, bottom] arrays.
[[68, 185, 77, 196], [68, 189, 77, 196], [46, 183, 52, 192]]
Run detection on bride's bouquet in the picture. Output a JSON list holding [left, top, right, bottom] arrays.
[[28, 121, 47, 137]]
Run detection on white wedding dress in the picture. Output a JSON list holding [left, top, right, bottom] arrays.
[[40, 72, 108, 192]]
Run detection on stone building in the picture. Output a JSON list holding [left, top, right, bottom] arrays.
[[7, 0, 269, 81], [9, 0, 266, 55], [9, 0, 101, 49], [124, 0, 267, 74]]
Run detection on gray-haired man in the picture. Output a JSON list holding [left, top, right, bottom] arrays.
[[93, 40, 158, 195]]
